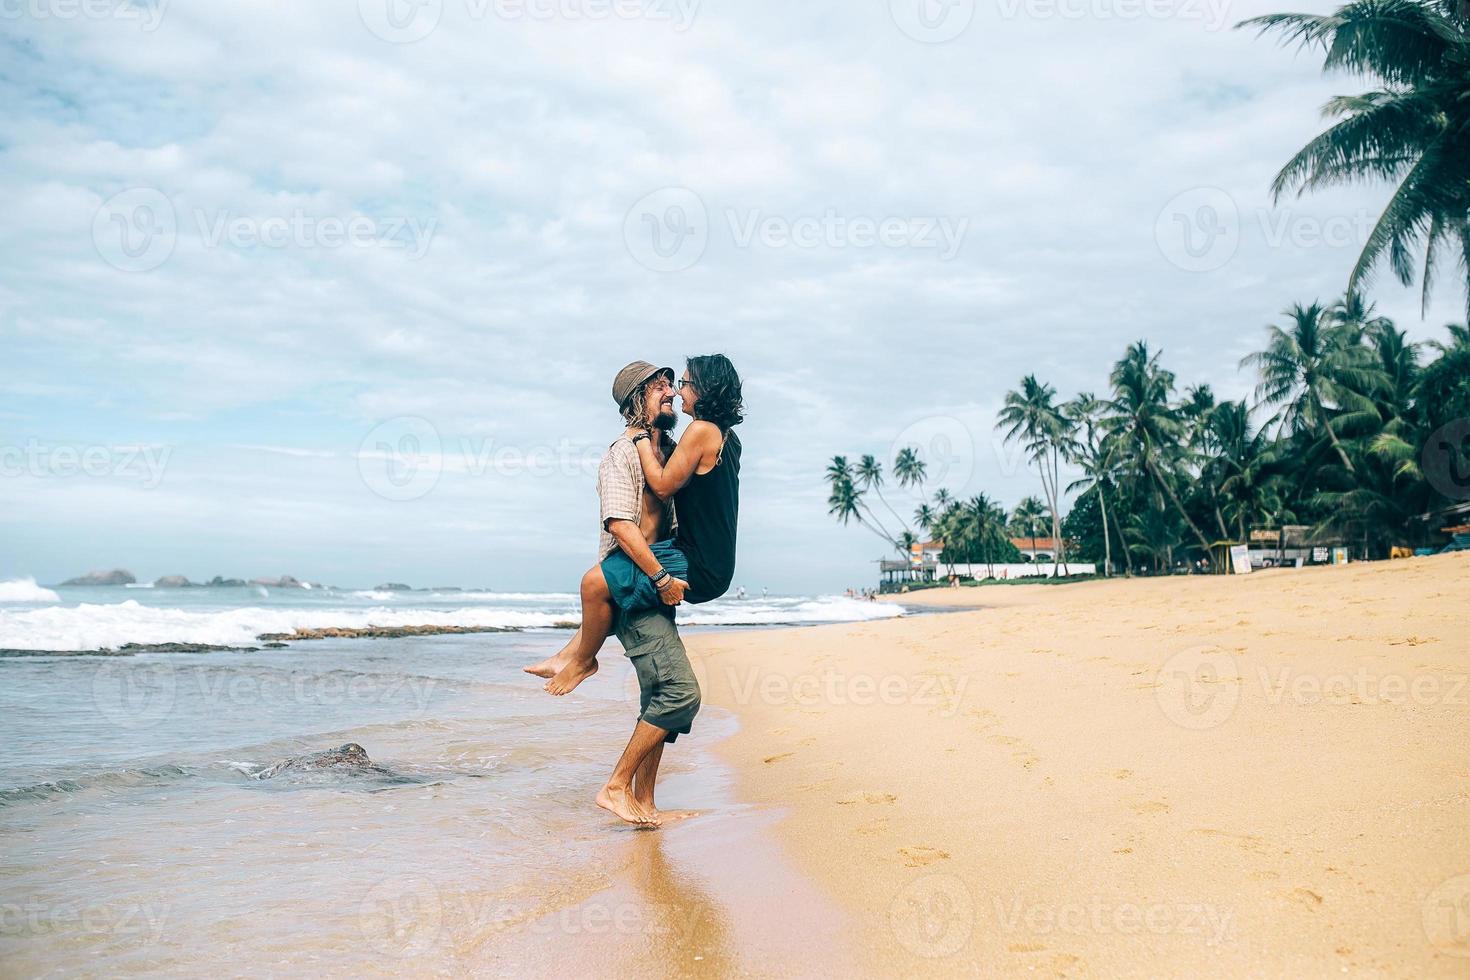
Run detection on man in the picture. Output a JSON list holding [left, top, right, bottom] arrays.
[[591, 360, 702, 828]]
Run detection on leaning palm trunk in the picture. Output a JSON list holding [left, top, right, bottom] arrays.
[[1312, 391, 1358, 475], [1147, 456, 1214, 557], [1052, 445, 1070, 575], [1096, 484, 1113, 576]]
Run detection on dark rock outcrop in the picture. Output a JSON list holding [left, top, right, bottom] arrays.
[[250, 575, 307, 589], [60, 569, 136, 586], [205, 576, 246, 587], [374, 582, 412, 591], [153, 575, 194, 588]]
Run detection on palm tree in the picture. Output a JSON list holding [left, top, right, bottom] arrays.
[[1106, 341, 1215, 560], [997, 375, 1069, 576], [1063, 393, 1121, 575], [1008, 495, 1049, 565], [855, 454, 909, 536], [1240, 0, 1470, 316], [1241, 302, 1383, 475], [826, 455, 898, 547], [893, 447, 928, 494], [914, 503, 936, 535]]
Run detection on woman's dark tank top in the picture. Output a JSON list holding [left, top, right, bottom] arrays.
[[676, 430, 740, 603]]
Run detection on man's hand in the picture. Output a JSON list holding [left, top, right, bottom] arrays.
[[657, 576, 688, 605]]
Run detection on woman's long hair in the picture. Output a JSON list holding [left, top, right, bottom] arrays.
[[686, 354, 744, 432]]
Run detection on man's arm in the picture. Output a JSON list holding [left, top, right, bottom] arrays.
[[606, 519, 688, 604], [628, 421, 721, 498]]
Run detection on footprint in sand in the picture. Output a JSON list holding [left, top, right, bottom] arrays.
[[899, 846, 950, 867], [762, 752, 793, 764], [1113, 769, 1133, 780], [1133, 800, 1171, 814], [1290, 887, 1323, 908]]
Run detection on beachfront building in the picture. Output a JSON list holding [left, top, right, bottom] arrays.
[[1010, 536, 1063, 562]]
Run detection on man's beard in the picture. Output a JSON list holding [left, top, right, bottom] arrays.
[[652, 408, 677, 431]]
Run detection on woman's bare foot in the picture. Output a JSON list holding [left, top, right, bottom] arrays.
[[545, 658, 598, 696], [596, 784, 660, 827], [523, 632, 580, 678], [523, 655, 565, 679]]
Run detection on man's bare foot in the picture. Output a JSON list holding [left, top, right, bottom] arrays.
[[596, 784, 660, 827], [545, 658, 598, 696]]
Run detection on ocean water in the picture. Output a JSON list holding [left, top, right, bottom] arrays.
[[0, 581, 903, 652], [0, 582, 898, 974]]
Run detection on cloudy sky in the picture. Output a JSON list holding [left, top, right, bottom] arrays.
[[2, 0, 1463, 593]]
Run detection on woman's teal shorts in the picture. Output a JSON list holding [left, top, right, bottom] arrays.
[[600, 540, 689, 615]]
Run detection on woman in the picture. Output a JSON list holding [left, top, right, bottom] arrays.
[[529, 354, 743, 695]]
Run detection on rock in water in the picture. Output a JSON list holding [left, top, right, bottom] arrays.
[[60, 569, 136, 586], [153, 575, 194, 588], [375, 582, 412, 591], [252, 743, 394, 780], [205, 576, 246, 587], [250, 575, 307, 589]]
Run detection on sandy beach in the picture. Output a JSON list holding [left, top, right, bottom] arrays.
[[688, 553, 1470, 977]]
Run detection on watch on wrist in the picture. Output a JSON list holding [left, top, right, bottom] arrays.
[[632, 432, 650, 445]]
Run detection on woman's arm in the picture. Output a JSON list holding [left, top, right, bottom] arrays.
[[628, 420, 721, 498]]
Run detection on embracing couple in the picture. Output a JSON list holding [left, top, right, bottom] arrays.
[[524, 355, 743, 827]]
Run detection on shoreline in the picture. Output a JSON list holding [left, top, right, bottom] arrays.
[[691, 553, 1470, 975]]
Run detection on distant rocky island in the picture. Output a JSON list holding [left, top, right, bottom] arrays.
[[56, 570, 318, 589], [60, 569, 136, 586], [374, 582, 413, 591]]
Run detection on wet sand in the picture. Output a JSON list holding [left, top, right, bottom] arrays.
[[692, 553, 1470, 976]]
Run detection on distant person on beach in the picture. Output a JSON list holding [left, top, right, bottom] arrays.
[[521, 356, 743, 826]]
